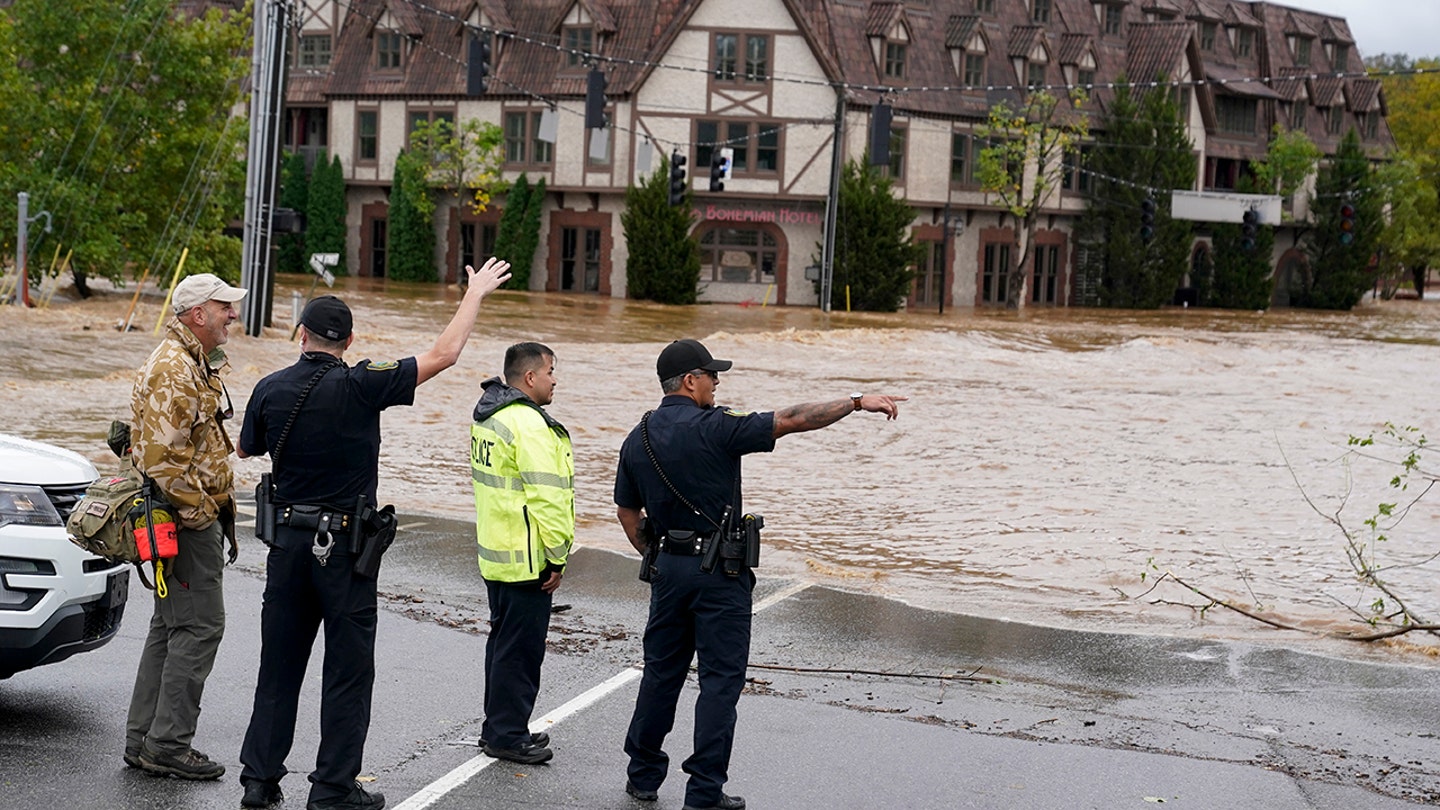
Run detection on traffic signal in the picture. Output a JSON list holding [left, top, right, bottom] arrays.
[[709, 148, 731, 192], [869, 103, 892, 167], [467, 35, 490, 95], [1338, 202, 1356, 246], [1139, 197, 1156, 242], [585, 68, 607, 129], [668, 152, 687, 207], [1241, 208, 1258, 252]]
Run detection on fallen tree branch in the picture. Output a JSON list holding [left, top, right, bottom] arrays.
[[747, 662, 998, 684]]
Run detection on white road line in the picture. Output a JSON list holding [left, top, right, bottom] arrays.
[[390, 580, 813, 810], [398, 521, 429, 531]]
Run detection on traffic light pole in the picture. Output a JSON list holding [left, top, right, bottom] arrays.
[[819, 91, 845, 313], [240, 0, 293, 337]]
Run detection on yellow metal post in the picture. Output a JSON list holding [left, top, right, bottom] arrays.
[[155, 248, 190, 334]]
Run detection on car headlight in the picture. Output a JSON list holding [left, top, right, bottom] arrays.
[[0, 484, 64, 528]]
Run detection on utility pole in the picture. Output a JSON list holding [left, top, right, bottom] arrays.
[[239, 0, 294, 337], [819, 90, 846, 313], [13, 192, 52, 308]]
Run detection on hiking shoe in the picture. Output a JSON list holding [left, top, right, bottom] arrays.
[[478, 732, 550, 749], [625, 779, 659, 801], [242, 779, 284, 807], [123, 746, 143, 769], [306, 783, 385, 810], [482, 741, 554, 765], [138, 746, 225, 780], [682, 795, 745, 810]]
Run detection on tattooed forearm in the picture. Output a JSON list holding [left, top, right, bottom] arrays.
[[773, 398, 852, 438]]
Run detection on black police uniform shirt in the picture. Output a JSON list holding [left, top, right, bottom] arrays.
[[240, 352, 419, 511], [614, 395, 776, 536]]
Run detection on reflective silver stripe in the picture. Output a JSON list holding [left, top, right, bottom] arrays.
[[478, 417, 514, 444], [478, 546, 528, 565], [520, 471, 574, 489], [472, 468, 524, 491]]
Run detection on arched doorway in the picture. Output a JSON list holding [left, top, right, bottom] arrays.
[[695, 223, 787, 304], [1271, 251, 1307, 307]]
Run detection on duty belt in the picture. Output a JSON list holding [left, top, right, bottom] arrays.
[[276, 504, 355, 566], [658, 530, 713, 557]]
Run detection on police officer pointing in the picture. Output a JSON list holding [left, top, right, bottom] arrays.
[[614, 338, 904, 810], [235, 259, 510, 810]]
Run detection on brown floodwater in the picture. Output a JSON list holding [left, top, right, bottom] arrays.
[[4, 275, 1438, 661]]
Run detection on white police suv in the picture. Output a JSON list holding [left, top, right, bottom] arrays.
[[0, 434, 129, 679]]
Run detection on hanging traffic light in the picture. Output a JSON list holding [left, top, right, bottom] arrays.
[[668, 152, 688, 207], [467, 35, 491, 95], [1241, 208, 1258, 252], [1338, 202, 1356, 246], [585, 68, 607, 129], [709, 147, 731, 192], [1139, 197, 1156, 242], [869, 103, 892, 167]]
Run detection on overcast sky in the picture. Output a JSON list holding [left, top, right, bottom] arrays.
[[1276, 0, 1440, 59]]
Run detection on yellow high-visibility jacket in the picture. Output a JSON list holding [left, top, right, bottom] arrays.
[[470, 378, 573, 583]]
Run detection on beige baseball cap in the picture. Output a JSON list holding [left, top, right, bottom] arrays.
[[171, 273, 247, 314]]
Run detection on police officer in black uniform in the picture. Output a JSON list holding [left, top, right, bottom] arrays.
[[614, 338, 904, 810], [235, 259, 510, 810]]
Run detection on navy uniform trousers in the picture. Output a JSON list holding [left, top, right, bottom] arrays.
[[239, 524, 377, 804], [481, 579, 553, 749], [624, 551, 754, 809]]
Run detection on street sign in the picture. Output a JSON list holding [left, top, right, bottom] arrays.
[[1170, 190, 1283, 225], [309, 253, 338, 287]]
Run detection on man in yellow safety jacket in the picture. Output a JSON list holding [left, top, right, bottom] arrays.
[[470, 341, 573, 765]]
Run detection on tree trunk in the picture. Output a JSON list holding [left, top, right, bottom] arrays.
[[72, 267, 90, 299], [1412, 264, 1427, 300]]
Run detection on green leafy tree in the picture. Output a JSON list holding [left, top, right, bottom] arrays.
[[386, 149, 436, 282], [409, 118, 506, 281], [306, 153, 347, 275], [1298, 131, 1380, 310], [0, 0, 250, 291], [977, 90, 1089, 307], [1375, 153, 1440, 298], [492, 174, 529, 289], [511, 177, 546, 290], [1206, 219, 1276, 310], [821, 157, 922, 312], [1252, 125, 1322, 212], [276, 151, 310, 274], [621, 154, 699, 304], [1073, 81, 1195, 308]]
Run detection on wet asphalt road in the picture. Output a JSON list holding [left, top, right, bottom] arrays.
[[2, 505, 1439, 809]]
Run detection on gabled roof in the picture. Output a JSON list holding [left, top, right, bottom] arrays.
[[1283, 12, 1317, 38], [864, 1, 905, 37], [1007, 25, 1045, 59], [1309, 74, 1345, 107], [1126, 21, 1191, 87], [945, 14, 981, 49], [1058, 33, 1092, 65], [1318, 19, 1353, 45], [1141, 0, 1185, 14], [1347, 78, 1382, 112], [1186, 0, 1225, 22], [1273, 67, 1311, 102], [453, 1, 515, 35], [1221, 4, 1260, 29], [1207, 62, 1282, 99]]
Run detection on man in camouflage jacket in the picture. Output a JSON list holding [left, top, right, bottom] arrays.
[[125, 273, 246, 781]]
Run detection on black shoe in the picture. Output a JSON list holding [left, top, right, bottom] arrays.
[[478, 732, 550, 749], [682, 795, 745, 810], [482, 741, 554, 765], [138, 746, 225, 780], [242, 779, 284, 808], [306, 783, 385, 810], [123, 746, 142, 769], [625, 780, 659, 801]]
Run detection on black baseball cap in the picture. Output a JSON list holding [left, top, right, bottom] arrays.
[[656, 338, 732, 381], [300, 295, 353, 341]]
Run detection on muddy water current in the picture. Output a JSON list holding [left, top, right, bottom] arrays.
[[4, 276, 1438, 663]]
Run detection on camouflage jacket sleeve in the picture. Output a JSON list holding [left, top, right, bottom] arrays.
[[129, 320, 235, 529]]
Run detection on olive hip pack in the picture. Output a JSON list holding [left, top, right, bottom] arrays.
[[65, 422, 175, 593]]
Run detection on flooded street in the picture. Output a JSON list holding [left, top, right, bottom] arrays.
[[4, 276, 1438, 662]]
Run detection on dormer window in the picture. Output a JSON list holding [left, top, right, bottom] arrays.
[[298, 34, 332, 68], [1028, 62, 1046, 90], [1292, 36, 1312, 66], [714, 33, 770, 84], [376, 31, 403, 70], [1328, 43, 1349, 70], [1290, 101, 1306, 130], [975, 0, 994, 13], [965, 52, 986, 86], [885, 41, 907, 79], [1234, 28, 1253, 58], [1199, 22, 1216, 52], [563, 26, 593, 68], [1033, 0, 1051, 24], [1327, 105, 1344, 135], [1102, 4, 1122, 36]]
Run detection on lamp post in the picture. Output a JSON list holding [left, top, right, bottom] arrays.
[[14, 192, 52, 308]]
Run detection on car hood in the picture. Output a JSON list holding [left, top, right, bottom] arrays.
[[0, 434, 100, 487]]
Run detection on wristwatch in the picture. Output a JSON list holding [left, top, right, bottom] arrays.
[[850, 392, 863, 412]]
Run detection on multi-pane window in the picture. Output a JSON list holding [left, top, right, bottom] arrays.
[[981, 242, 1011, 306], [1031, 244, 1060, 305], [1295, 37, 1311, 66], [1327, 105, 1344, 135], [564, 26, 593, 68], [1103, 4, 1122, 36], [370, 219, 387, 277], [697, 121, 779, 175], [884, 42, 906, 79], [974, 0, 994, 12], [886, 127, 907, 180], [1200, 23, 1216, 52], [503, 111, 553, 165], [560, 228, 601, 292], [964, 53, 985, 86], [1062, 147, 1091, 192], [407, 110, 455, 139], [460, 223, 498, 277], [950, 133, 972, 184], [1032, 0, 1051, 24], [881, 41, 904, 78], [357, 110, 378, 161], [699, 227, 778, 284], [376, 31, 403, 70], [1077, 69, 1095, 88], [1364, 111, 1379, 139], [1290, 101, 1307, 131], [298, 35, 332, 68], [913, 241, 945, 307], [713, 33, 770, 84], [1028, 62, 1046, 90], [1236, 28, 1254, 58], [1332, 44, 1349, 70], [1215, 96, 1256, 134]]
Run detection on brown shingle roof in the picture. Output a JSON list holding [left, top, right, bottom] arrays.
[[1310, 74, 1345, 107], [1282, 12, 1318, 38], [1058, 33, 1091, 66], [1347, 78, 1382, 112], [864, 2, 904, 37], [1007, 25, 1044, 59], [1125, 21, 1191, 86], [945, 14, 981, 49], [1318, 19, 1353, 45], [1220, 3, 1260, 28], [1273, 67, 1311, 102], [1207, 62, 1282, 99]]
